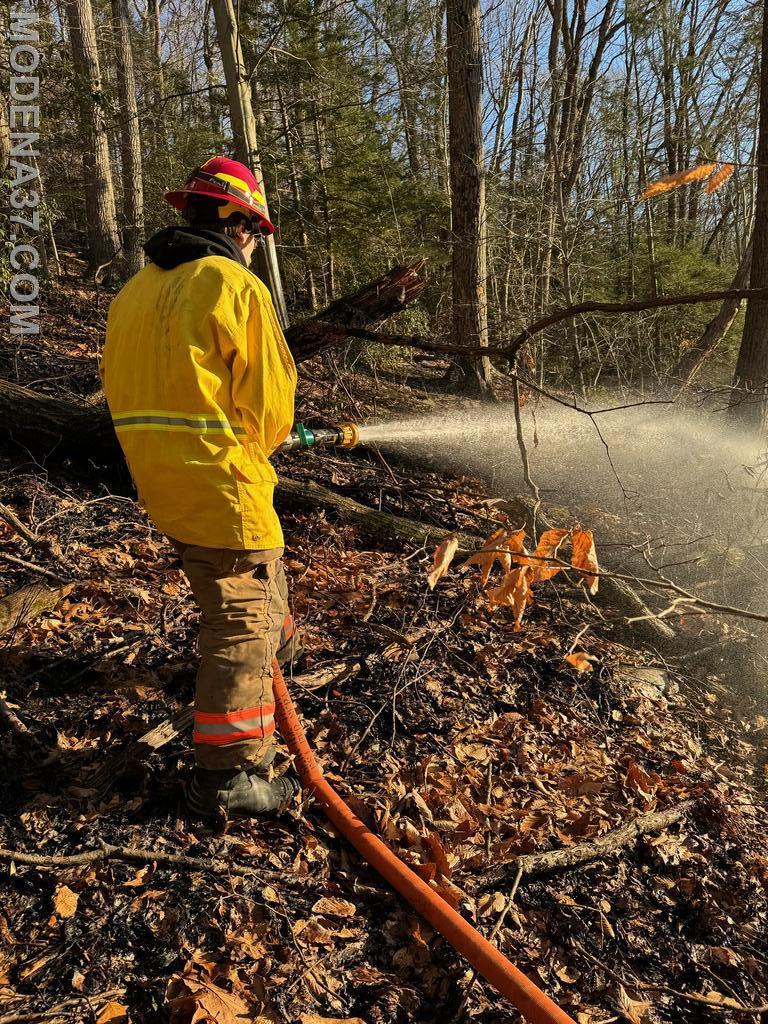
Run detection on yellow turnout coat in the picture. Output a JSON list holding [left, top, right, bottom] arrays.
[[102, 240, 296, 550]]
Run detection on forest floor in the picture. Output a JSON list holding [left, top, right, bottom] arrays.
[[0, 277, 767, 1024]]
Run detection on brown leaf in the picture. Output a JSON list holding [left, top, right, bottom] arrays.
[[95, 1002, 130, 1024], [463, 527, 527, 584], [487, 568, 529, 628], [310, 896, 357, 918], [427, 536, 459, 590], [616, 985, 652, 1024], [520, 528, 568, 582], [571, 529, 599, 594], [53, 885, 79, 919], [423, 832, 452, 881], [166, 976, 250, 1024], [564, 652, 595, 673]]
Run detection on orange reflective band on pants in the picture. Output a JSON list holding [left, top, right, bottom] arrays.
[[193, 703, 276, 746]]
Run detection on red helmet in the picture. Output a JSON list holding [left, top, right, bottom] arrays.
[[164, 156, 275, 235]]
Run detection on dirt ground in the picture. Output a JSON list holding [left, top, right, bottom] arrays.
[[0, 278, 767, 1024]]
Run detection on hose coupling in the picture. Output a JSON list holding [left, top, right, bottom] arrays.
[[337, 422, 360, 448]]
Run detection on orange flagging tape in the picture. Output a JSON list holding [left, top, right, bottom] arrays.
[[272, 660, 577, 1024]]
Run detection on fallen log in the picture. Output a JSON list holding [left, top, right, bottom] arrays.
[[0, 582, 73, 635], [285, 260, 426, 363], [276, 477, 480, 553], [483, 800, 696, 886]]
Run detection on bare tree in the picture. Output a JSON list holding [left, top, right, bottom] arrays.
[[64, 0, 121, 275], [211, 0, 289, 328], [446, 0, 492, 394], [111, 0, 145, 278], [730, 0, 768, 432]]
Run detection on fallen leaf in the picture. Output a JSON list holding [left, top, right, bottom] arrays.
[[427, 536, 459, 589], [565, 652, 595, 673], [95, 1002, 129, 1023], [571, 529, 599, 594], [311, 896, 357, 918], [616, 984, 651, 1023], [166, 976, 250, 1024], [53, 885, 79, 919]]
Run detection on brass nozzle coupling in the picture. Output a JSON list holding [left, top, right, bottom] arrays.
[[337, 422, 359, 448]]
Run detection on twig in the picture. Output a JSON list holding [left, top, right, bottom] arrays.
[[0, 552, 65, 583], [0, 989, 123, 1024], [574, 941, 768, 1015], [0, 695, 44, 748], [483, 800, 695, 886], [476, 546, 768, 626], [330, 285, 768, 361], [511, 368, 540, 539], [459, 864, 525, 1011], [0, 840, 288, 884], [0, 502, 40, 546]]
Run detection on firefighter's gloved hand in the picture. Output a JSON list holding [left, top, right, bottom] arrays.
[[187, 766, 299, 819]]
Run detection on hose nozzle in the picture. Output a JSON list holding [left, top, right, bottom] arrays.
[[277, 421, 361, 453]]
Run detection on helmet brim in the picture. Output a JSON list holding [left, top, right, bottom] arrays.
[[163, 188, 275, 236]]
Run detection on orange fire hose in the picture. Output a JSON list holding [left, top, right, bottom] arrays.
[[272, 661, 577, 1024]]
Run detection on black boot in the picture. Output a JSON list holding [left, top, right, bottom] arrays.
[[187, 766, 300, 819]]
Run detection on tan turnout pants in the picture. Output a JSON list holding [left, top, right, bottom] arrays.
[[172, 543, 300, 770]]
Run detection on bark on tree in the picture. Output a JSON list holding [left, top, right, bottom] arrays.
[[211, 0, 289, 328], [275, 61, 317, 311], [446, 0, 493, 394], [730, 0, 768, 433], [64, 0, 122, 276], [111, 0, 145, 278]]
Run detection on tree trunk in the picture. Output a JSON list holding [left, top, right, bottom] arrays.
[[275, 62, 317, 311], [730, 0, 768, 433], [211, 0, 289, 329], [674, 242, 752, 388], [445, 0, 493, 395], [310, 99, 336, 303], [64, 0, 122, 276], [111, 0, 145, 279]]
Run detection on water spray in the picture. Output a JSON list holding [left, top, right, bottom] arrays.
[[278, 421, 360, 453]]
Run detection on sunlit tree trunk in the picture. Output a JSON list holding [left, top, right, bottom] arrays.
[[275, 60, 317, 311], [730, 0, 768, 433], [446, 0, 492, 394]]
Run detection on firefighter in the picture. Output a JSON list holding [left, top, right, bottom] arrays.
[[101, 156, 302, 818]]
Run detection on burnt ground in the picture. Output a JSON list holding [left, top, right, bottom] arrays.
[[0, 277, 767, 1024]]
